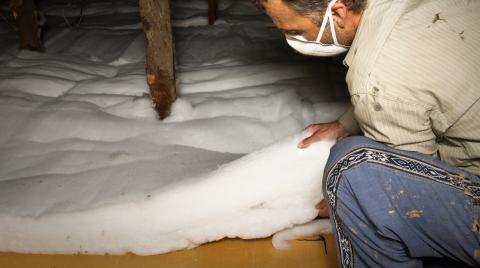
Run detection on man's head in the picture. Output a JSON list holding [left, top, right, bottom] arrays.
[[257, 0, 365, 46]]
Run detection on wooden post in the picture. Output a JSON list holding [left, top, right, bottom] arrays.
[[139, 0, 176, 120], [208, 0, 218, 25], [9, 0, 43, 51]]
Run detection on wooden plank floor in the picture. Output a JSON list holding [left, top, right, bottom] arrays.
[[0, 235, 339, 268]]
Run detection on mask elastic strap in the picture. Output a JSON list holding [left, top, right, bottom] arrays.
[[316, 0, 339, 45], [315, 4, 330, 43], [328, 3, 340, 45]]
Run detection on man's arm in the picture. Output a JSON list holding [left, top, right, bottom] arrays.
[[337, 106, 362, 135]]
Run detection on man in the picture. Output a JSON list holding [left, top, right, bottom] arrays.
[[257, 0, 480, 267]]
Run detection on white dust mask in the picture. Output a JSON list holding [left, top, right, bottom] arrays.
[[285, 0, 349, 57]]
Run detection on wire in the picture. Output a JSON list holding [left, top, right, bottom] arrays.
[[62, 0, 85, 27], [0, 11, 17, 32]]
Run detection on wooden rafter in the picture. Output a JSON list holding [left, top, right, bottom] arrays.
[[208, 0, 218, 25], [139, 0, 176, 120], [9, 0, 43, 51]]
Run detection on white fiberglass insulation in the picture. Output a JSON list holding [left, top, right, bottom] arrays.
[[0, 0, 349, 255]]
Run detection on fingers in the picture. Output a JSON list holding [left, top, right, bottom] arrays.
[[318, 207, 329, 218], [299, 121, 342, 149], [303, 124, 319, 133], [316, 199, 329, 218], [298, 124, 322, 148], [315, 199, 326, 209], [298, 132, 322, 149]]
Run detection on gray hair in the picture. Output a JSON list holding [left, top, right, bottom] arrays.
[[282, 0, 366, 26]]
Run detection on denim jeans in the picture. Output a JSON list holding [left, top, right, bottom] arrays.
[[323, 136, 480, 268]]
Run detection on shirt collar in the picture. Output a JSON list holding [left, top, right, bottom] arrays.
[[343, 0, 408, 67]]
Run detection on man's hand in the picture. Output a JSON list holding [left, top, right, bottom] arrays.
[[316, 199, 329, 218], [298, 120, 350, 149]]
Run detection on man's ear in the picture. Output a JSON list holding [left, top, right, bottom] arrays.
[[331, 2, 347, 28]]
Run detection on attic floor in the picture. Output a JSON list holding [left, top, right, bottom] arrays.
[[0, 235, 339, 268]]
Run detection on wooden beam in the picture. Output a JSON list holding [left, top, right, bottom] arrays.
[[139, 0, 176, 120], [9, 0, 43, 51], [208, 0, 218, 25], [0, 236, 340, 268]]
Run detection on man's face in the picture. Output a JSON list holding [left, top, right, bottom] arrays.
[[258, 0, 362, 46], [258, 0, 331, 43]]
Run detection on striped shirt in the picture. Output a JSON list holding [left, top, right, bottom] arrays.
[[338, 0, 480, 175]]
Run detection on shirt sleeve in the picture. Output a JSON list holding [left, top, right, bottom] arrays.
[[338, 106, 362, 135]]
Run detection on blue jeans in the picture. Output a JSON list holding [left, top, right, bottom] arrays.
[[323, 136, 480, 268]]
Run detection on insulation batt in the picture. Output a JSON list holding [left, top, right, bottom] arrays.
[[0, 134, 334, 255]]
